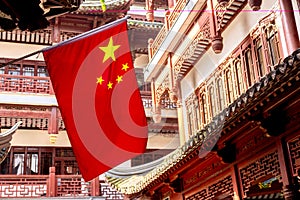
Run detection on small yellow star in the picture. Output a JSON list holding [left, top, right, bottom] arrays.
[[107, 81, 113, 89], [96, 76, 104, 85], [122, 63, 129, 71], [99, 37, 120, 62], [116, 75, 123, 83]]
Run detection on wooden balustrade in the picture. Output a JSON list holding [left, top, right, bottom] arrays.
[[0, 167, 123, 198], [150, 0, 188, 57], [141, 91, 177, 109], [0, 74, 54, 94], [0, 29, 52, 45]]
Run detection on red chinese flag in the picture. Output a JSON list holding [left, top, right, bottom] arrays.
[[43, 19, 148, 181]]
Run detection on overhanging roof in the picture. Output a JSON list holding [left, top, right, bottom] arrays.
[[106, 49, 300, 195]]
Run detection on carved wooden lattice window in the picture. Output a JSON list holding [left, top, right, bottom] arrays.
[[26, 152, 39, 174], [239, 151, 281, 196], [233, 57, 244, 97], [254, 37, 267, 78], [265, 24, 280, 67], [0, 147, 54, 175], [37, 66, 47, 77], [131, 149, 173, 167], [187, 104, 194, 136], [243, 47, 255, 88], [224, 67, 234, 104], [185, 93, 203, 135], [194, 98, 201, 131], [216, 77, 225, 112], [23, 65, 35, 76], [40, 152, 52, 175], [8, 64, 21, 76], [11, 147, 39, 175], [199, 93, 208, 126], [208, 85, 216, 119]]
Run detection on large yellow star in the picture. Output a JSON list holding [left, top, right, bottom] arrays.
[[99, 37, 120, 62]]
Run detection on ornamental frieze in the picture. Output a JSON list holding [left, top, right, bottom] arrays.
[[155, 75, 170, 105], [2, 105, 50, 112], [183, 157, 224, 189]]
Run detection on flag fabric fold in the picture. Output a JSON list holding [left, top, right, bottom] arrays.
[[43, 18, 148, 181]]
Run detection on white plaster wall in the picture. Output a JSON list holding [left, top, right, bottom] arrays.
[[0, 42, 48, 61], [180, 0, 278, 140], [9, 129, 71, 146], [147, 133, 180, 149], [0, 93, 57, 106]]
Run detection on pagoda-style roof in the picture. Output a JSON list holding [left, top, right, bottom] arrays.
[[0, 0, 133, 31], [105, 49, 300, 196], [0, 0, 82, 31], [127, 19, 163, 31], [0, 121, 22, 163], [75, 0, 131, 15]]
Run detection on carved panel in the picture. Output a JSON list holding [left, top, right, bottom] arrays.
[[0, 105, 50, 112], [239, 151, 281, 196], [0, 74, 52, 94], [186, 188, 208, 200], [186, 175, 233, 200], [0, 178, 47, 197], [0, 117, 49, 129], [183, 157, 224, 190], [207, 175, 233, 199], [57, 177, 90, 196], [101, 183, 124, 199], [288, 136, 300, 176]]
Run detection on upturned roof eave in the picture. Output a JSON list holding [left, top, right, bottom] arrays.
[[106, 49, 300, 195]]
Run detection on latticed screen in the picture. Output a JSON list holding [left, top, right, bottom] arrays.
[[0, 147, 78, 175], [41, 152, 52, 175], [55, 148, 79, 175], [131, 149, 173, 167]]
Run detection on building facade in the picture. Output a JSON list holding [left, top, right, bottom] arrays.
[[105, 0, 300, 200], [0, 0, 178, 199]]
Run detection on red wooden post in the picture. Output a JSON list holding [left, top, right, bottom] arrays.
[[48, 166, 56, 197], [90, 176, 100, 196]]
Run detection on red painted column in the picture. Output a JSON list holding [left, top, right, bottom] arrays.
[[91, 177, 100, 196], [52, 17, 60, 43], [48, 166, 56, 197], [48, 107, 58, 134], [145, 0, 154, 22], [279, 0, 300, 54], [231, 165, 242, 200]]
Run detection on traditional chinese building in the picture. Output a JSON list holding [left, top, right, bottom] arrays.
[[0, 0, 178, 199], [104, 0, 300, 199]]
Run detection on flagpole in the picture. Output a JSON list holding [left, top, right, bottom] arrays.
[[0, 50, 43, 68], [0, 16, 130, 69]]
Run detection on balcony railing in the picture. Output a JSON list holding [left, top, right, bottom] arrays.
[[141, 91, 177, 109], [0, 74, 54, 94], [0, 167, 123, 199], [0, 74, 176, 111], [0, 29, 52, 45], [150, 0, 188, 58]]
